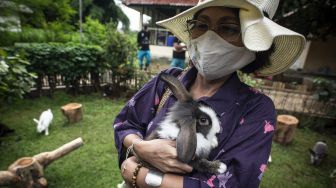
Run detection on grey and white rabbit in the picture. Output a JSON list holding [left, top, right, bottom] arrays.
[[146, 73, 227, 174], [309, 141, 328, 166]]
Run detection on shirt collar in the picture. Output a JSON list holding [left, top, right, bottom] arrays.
[[181, 66, 243, 116]]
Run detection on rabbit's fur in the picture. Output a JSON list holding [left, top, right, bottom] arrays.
[[34, 109, 53, 136], [145, 73, 227, 174]]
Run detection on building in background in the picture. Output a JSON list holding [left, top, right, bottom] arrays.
[[122, 0, 197, 46]]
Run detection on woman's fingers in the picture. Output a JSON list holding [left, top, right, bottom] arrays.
[[166, 140, 176, 147], [137, 139, 193, 173], [157, 157, 193, 174], [175, 161, 193, 173]]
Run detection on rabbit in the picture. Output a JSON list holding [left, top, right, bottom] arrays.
[[34, 109, 53, 136], [144, 73, 227, 174], [309, 141, 328, 166]]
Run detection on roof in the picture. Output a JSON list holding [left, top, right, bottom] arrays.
[[122, 0, 198, 7]]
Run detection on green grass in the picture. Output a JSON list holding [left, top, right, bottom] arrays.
[[0, 92, 126, 188], [261, 128, 336, 188], [0, 92, 335, 188]]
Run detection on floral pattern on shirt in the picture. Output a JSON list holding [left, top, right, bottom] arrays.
[[128, 97, 136, 107], [206, 175, 216, 187], [239, 117, 245, 125], [264, 120, 275, 134], [204, 171, 233, 188], [155, 92, 160, 106], [258, 164, 267, 180]]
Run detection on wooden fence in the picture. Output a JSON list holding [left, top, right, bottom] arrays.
[[30, 74, 335, 119], [33, 70, 155, 91], [260, 82, 335, 119]]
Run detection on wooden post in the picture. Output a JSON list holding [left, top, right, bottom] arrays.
[[61, 103, 83, 123], [274, 115, 299, 145], [0, 138, 83, 188]]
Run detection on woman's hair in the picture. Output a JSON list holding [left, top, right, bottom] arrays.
[[240, 44, 274, 74], [190, 7, 274, 74]]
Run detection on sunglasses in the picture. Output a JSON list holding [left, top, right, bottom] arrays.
[[186, 20, 241, 42]]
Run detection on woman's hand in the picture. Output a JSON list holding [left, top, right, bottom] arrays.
[[134, 139, 193, 174], [121, 156, 139, 183]]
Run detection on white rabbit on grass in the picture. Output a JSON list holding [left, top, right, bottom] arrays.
[[34, 109, 53, 136]]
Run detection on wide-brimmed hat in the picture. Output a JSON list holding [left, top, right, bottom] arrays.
[[156, 0, 306, 76]]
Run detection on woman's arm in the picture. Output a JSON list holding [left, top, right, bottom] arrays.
[[114, 69, 172, 167], [122, 156, 184, 188], [123, 134, 192, 173]]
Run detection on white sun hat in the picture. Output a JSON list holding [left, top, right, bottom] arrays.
[[156, 0, 306, 76]]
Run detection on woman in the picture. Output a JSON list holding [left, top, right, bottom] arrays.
[[113, 0, 305, 187]]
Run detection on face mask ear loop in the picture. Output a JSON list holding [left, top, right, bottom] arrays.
[[186, 33, 194, 68], [187, 32, 193, 62]]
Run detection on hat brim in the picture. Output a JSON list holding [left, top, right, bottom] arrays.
[[157, 0, 306, 76], [157, 0, 263, 43], [242, 16, 306, 76]]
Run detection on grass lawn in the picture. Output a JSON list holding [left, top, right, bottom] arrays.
[[0, 92, 335, 188]]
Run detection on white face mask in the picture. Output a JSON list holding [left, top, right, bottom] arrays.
[[188, 31, 256, 80]]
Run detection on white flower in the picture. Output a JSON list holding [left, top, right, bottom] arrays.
[[0, 60, 9, 73]]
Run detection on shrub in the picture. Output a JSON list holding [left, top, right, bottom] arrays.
[[0, 28, 78, 46], [313, 77, 336, 102], [81, 17, 107, 46], [15, 43, 105, 95], [104, 23, 137, 85], [238, 71, 264, 88], [0, 48, 36, 103]]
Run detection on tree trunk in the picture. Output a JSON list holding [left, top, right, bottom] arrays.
[[91, 71, 101, 92], [47, 74, 56, 95], [274, 115, 299, 145], [0, 138, 83, 188], [61, 103, 83, 124], [36, 75, 43, 97]]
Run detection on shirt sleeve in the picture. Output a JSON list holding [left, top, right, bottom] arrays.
[[113, 68, 183, 168], [183, 95, 276, 188]]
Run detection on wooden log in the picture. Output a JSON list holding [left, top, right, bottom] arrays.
[[274, 115, 299, 145], [34, 137, 84, 167], [0, 137, 83, 188], [0, 171, 19, 186], [61, 103, 83, 123]]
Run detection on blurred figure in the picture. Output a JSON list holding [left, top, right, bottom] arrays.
[[137, 24, 151, 71], [171, 36, 186, 69], [309, 141, 328, 166]]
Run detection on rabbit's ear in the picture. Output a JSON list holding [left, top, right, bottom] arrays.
[[33, 119, 39, 124], [160, 73, 191, 102], [176, 118, 197, 163]]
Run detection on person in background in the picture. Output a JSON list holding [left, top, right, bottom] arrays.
[[137, 25, 151, 71], [171, 36, 187, 69]]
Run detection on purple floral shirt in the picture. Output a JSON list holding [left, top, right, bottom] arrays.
[[113, 67, 276, 188]]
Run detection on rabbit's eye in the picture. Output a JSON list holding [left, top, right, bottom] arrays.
[[199, 117, 209, 125]]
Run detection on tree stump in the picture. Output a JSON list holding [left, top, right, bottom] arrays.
[[61, 103, 83, 123], [274, 115, 299, 145], [0, 137, 83, 188]]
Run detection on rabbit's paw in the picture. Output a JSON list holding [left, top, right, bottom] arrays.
[[217, 162, 227, 174]]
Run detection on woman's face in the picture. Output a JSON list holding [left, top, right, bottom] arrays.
[[190, 7, 243, 47]]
